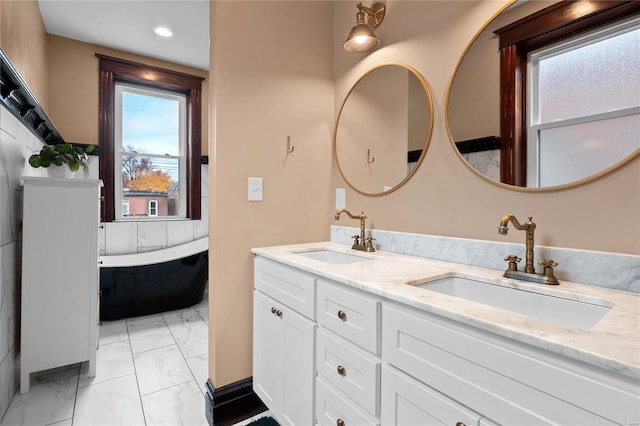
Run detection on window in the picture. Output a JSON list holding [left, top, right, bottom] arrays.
[[527, 19, 640, 187], [115, 83, 186, 219], [149, 200, 158, 217], [122, 200, 130, 217], [98, 54, 204, 222], [494, 0, 640, 186]]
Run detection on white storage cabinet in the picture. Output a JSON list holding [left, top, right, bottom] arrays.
[[253, 257, 316, 426], [20, 177, 102, 393]]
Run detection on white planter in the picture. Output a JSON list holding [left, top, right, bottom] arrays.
[[47, 166, 76, 179]]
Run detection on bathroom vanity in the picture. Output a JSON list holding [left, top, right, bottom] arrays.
[[20, 177, 102, 393], [252, 242, 639, 425]]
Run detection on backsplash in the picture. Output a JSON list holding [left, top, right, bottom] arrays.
[[331, 225, 639, 292]]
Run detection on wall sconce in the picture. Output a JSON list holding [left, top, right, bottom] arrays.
[[343, 2, 386, 53]]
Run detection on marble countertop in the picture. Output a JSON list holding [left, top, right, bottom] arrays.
[[252, 242, 640, 380]]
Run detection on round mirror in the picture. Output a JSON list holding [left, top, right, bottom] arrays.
[[446, 0, 640, 190], [335, 63, 433, 196]]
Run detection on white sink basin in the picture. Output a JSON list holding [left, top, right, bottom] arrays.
[[294, 249, 371, 264], [415, 276, 612, 330]]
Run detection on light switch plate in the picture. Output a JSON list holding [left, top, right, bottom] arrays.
[[336, 188, 346, 209], [248, 177, 263, 202]]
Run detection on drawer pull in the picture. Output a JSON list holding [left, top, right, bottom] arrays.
[[271, 307, 276, 314], [336, 419, 345, 426], [276, 310, 282, 318], [337, 365, 345, 376], [337, 310, 346, 320], [455, 423, 466, 426]]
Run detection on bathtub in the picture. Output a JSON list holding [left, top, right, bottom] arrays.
[[99, 237, 208, 321]]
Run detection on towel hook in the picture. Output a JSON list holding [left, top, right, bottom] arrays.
[[367, 148, 375, 164], [287, 136, 295, 154]]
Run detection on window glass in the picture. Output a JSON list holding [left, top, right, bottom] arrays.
[[533, 23, 639, 123], [116, 83, 186, 219]]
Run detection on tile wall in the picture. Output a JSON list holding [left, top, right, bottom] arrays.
[[0, 105, 48, 419]]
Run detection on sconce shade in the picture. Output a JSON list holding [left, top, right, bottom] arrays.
[[344, 11, 380, 52]]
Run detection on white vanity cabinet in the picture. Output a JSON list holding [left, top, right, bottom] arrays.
[[253, 257, 316, 426], [20, 177, 102, 394], [382, 302, 639, 425], [252, 249, 639, 426]]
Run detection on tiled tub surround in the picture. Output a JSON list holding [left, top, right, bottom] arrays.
[[332, 225, 639, 292], [252, 242, 640, 380]]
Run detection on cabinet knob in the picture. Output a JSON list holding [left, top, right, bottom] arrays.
[[336, 419, 345, 426], [276, 310, 282, 318], [337, 365, 345, 376], [337, 310, 346, 321], [455, 423, 466, 426], [271, 307, 276, 314]]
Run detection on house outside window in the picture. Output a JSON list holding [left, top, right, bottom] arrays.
[[149, 199, 158, 217]]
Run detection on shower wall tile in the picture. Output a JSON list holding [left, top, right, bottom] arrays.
[[104, 222, 138, 255], [167, 221, 195, 247], [194, 201, 208, 240], [0, 243, 17, 363], [138, 221, 167, 252]]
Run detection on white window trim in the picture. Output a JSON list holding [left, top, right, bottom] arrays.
[[148, 199, 158, 217], [122, 200, 130, 217], [114, 82, 187, 220]]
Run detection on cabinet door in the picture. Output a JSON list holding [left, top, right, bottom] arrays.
[[280, 300, 315, 426], [253, 290, 284, 412], [381, 366, 481, 426], [253, 290, 315, 426]]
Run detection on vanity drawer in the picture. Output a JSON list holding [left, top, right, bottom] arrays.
[[317, 328, 380, 416], [254, 257, 316, 320], [316, 378, 379, 426], [382, 303, 634, 425], [317, 279, 380, 354], [381, 365, 481, 426]]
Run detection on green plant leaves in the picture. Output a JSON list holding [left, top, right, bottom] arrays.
[[28, 143, 94, 172]]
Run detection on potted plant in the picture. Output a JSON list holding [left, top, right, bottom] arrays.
[[29, 143, 96, 175]]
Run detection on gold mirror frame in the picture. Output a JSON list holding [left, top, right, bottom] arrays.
[[334, 63, 434, 196], [444, 0, 640, 192]]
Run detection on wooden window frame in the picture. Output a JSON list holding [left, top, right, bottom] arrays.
[[494, 0, 640, 186], [98, 54, 203, 221]]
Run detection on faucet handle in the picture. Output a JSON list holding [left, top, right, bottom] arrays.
[[539, 259, 558, 268], [539, 259, 560, 284], [504, 255, 521, 272], [364, 236, 376, 252]]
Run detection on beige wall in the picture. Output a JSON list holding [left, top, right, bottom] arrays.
[[208, 0, 639, 388], [46, 35, 210, 154], [331, 0, 639, 255], [208, 1, 334, 386], [0, 0, 48, 109]]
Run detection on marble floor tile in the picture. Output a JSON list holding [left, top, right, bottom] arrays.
[[185, 354, 209, 394], [99, 320, 129, 346], [127, 315, 175, 354], [169, 322, 208, 359], [73, 374, 145, 426], [162, 308, 203, 328], [78, 341, 135, 388], [141, 380, 207, 426], [48, 419, 72, 426], [133, 345, 194, 396], [0, 374, 77, 426]]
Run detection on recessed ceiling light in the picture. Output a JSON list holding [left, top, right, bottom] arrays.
[[154, 27, 173, 38]]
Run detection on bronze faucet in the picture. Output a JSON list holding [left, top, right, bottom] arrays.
[[498, 214, 559, 285], [334, 208, 375, 252]]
